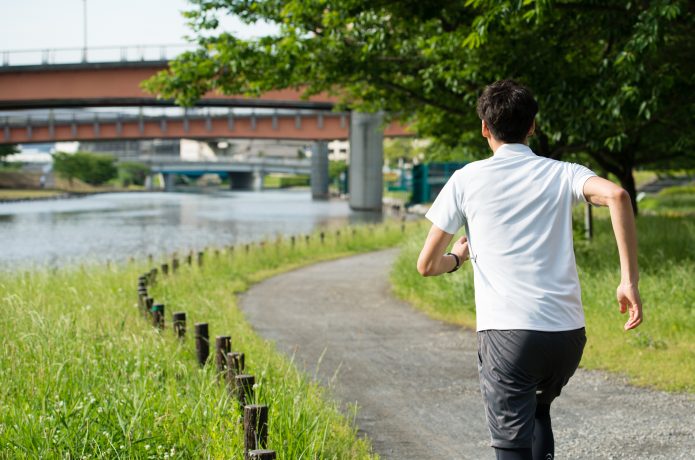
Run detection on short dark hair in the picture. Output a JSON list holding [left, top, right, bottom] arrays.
[[476, 80, 538, 144]]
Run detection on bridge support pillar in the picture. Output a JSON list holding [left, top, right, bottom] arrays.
[[311, 142, 329, 200], [252, 169, 264, 192], [349, 112, 383, 211], [144, 174, 155, 191], [164, 173, 176, 192]]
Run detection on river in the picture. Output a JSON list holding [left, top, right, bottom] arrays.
[[0, 190, 383, 269]]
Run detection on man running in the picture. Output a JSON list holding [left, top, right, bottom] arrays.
[[417, 79, 643, 460]]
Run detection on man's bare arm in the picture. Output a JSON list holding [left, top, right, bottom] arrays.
[[417, 225, 469, 277], [583, 176, 643, 330]]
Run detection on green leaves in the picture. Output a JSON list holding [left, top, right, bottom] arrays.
[[143, 0, 694, 208]]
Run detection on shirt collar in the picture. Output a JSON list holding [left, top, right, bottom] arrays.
[[493, 143, 536, 158]]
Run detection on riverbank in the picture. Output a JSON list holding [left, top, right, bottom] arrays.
[[0, 224, 408, 458], [391, 213, 695, 393]]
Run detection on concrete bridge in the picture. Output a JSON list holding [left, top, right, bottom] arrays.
[[0, 52, 408, 211], [133, 155, 311, 192]]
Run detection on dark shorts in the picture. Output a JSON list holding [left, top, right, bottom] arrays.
[[477, 328, 586, 449]]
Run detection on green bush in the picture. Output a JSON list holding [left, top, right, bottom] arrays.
[[264, 174, 309, 188], [118, 162, 151, 187], [53, 152, 117, 186]]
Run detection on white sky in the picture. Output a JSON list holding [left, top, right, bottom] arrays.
[[0, 0, 277, 50]]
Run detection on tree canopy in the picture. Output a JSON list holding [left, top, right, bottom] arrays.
[[53, 152, 118, 186], [145, 0, 695, 211]]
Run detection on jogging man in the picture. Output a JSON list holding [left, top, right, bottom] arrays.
[[417, 80, 643, 460]]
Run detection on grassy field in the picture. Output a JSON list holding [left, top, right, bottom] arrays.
[[0, 224, 408, 459], [391, 212, 694, 393], [0, 189, 66, 201]]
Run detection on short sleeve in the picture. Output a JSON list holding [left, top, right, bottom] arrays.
[[569, 163, 597, 206], [425, 171, 465, 234]]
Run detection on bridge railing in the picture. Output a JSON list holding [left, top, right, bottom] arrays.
[[0, 43, 196, 67], [1, 108, 347, 128]]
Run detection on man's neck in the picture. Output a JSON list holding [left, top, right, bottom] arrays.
[[489, 138, 528, 154]]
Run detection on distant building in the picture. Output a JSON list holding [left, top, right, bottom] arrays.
[[328, 140, 349, 162]]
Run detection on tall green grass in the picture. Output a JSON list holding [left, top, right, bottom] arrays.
[[391, 214, 695, 392], [0, 224, 406, 459]]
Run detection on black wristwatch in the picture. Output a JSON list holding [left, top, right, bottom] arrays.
[[446, 252, 461, 273]]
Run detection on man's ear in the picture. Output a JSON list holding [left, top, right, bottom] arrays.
[[481, 120, 490, 139], [527, 120, 535, 138]]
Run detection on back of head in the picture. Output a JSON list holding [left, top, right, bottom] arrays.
[[476, 80, 538, 144]]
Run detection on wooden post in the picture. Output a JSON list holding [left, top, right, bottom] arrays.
[[161, 263, 169, 275], [290, 236, 295, 247], [244, 404, 268, 458], [335, 230, 340, 241], [248, 450, 275, 459], [186, 252, 192, 266], [226, 352, 245, 382], [148, 254, 153, 264], [145, 297, 154, 319], [320, 232, 325, 244], [137, 288, 147, 310], [152, 303, 165, 329], [172, 312, 186, 338], [584, 203, 593, 240], [197, 251, 204, 267], [352, 228, 356, 238], [215, 336, 232, 373], [245, 244, 250, 253], [235, 374, 254, 406], [305, 235, 310, 245], [194, 323, 209, 367], [149, 268, 157, 285], [172, 257, 179, 273]]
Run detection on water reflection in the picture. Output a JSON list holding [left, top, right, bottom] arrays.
[[0, 190, 383, 269]]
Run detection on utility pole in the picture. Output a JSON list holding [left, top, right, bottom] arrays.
[[82, 0, 88, 62]]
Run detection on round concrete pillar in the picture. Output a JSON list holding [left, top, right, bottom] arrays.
[[311, 141, 330, 200], [349, 112, 384, 211], [252, 169, 264, 192], [164, 173, 176, 192]]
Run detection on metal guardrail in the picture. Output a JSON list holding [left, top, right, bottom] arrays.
[[0, 43, 195, 67]]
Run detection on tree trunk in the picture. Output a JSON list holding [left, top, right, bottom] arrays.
[[587, 150, 639, 216], [618, 168, 638, 216]]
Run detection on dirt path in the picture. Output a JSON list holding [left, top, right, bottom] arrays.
[[239, 249, 694, 459]]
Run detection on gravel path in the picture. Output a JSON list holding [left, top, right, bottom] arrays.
[[240, 249, 694, 459]]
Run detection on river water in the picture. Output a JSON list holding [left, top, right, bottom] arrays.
[[0, 190, 383, 269]]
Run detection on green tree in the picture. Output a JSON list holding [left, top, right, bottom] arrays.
[[0, 144, 19, 165], [118, 161, 151, 187], [144, 0, 694, 212], [53, 152, 117, 186], [383, 138, 427, 167]]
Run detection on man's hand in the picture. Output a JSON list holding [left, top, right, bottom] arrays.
[[616, 283, 643, 330], [451, 236, 470, 262]]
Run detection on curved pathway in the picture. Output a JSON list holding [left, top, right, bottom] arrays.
[[240, 249, 694, 459]]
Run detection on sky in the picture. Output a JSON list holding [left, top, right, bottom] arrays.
[[0, 0, 277, 51], [1, 0, 278, 154]]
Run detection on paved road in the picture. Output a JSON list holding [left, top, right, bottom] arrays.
[[240, 249, 695, 459]]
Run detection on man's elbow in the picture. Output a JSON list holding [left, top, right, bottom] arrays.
[[608, 187, 630, 205], [416, 259, 434, 277]]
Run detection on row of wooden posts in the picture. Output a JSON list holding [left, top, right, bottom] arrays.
[[132, 224, 406, 457], [137, 253, 275, 460]]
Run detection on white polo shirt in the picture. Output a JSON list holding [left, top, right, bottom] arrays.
[[426, 143, 596, 331]]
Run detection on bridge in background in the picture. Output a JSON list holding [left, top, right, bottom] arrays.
[[0, 49, 405, 210]]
